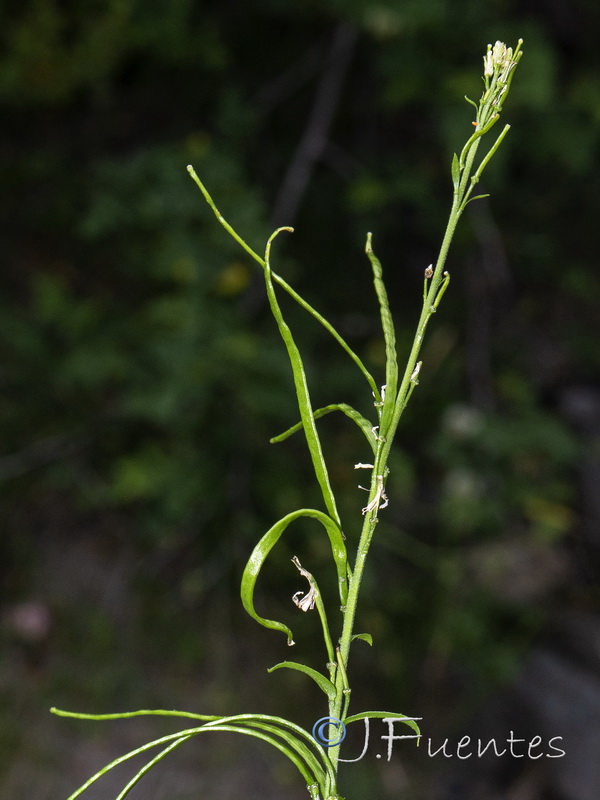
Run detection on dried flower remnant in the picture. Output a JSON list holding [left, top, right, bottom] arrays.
[[291, 556, 317, 612]]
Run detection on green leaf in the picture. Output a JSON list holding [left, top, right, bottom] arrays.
[[451, 152, 460, 189], [270, 403, 376, 454], [350, 633, 373, 646], [465, 193, 490, 205], [268, 661, 337, 700], [240, 508, 349, 645], [344, 710, 421, 738]]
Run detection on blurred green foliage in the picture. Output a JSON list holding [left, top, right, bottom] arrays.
[[1, 0, 598, 762]]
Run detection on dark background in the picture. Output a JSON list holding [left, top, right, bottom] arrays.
[[1, 1, 599, 798]]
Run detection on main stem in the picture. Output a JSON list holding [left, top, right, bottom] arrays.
[[327, 136, 482, 778]]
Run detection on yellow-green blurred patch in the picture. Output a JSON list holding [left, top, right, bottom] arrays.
[[214, 260, 251, 296]]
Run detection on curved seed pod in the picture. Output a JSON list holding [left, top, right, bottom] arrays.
[[365, 233, 398, 438], [263, 228, 341, 526], [240, 508, 348, 645], [187, 165, 379, 399]]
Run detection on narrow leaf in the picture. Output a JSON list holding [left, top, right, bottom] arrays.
[[270, 403, 376, 454], [451, 152, 460, 189], [344, 710, 421, 737], [268, 661, 337, 700], [466, 193, 490, 204], [350, 633, 373, 646]]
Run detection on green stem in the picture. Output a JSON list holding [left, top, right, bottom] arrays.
[[327, 134, 484, 779]]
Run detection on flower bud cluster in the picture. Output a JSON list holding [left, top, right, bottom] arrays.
[[484, 41, 515, 79], [483, 39, 522, 97], [477, 39, 523, 124]]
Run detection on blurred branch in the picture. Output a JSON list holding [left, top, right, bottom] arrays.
[[271, 21, 358, 227], [0, 434, 82, 481], [254, 44, 322, 110]]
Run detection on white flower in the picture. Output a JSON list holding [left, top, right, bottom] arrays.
[[484, 41, 515, 80], [483, 49, 494, 77]]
